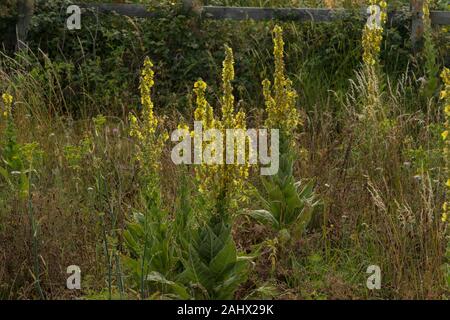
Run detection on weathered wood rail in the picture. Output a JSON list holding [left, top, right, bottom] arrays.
[[11, 0, 450, 51], [77, 3, 449, 24]]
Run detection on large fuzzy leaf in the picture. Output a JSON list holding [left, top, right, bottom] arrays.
[[209, 237, 237, 276], [247, 209, 279, 229], [146, 271, 190, 299]]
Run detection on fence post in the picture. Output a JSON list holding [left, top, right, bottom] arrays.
[[410, 0, 424, 52], [182, 0, 202, 16], [16, 0, 34, 51]]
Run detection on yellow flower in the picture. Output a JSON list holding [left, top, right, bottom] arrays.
[[442, 212, 448, 223], [221, 45, 235, 128], [129, 57, 166, 176], [2, 93, 13, 106], [442, 130, 449, 140], [445, 104, 450, 115], [2, 93, 13, 118], [446, 179, 450, 188], [264, 25, 301, 139], [190, 46, 250, 210]]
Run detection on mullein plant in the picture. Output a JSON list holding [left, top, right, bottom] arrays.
[[250, 26, 321, 240], [193, 45, 249, 212], [124, 57, 177, 299], [361, 0, 387, 119], [178, 46, 250, 299], [439, 67, 450, 287]]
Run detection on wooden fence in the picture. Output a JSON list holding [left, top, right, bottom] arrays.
[[12, 0, 450, 51]]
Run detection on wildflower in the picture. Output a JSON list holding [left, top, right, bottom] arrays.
[[189, 46, 250, 211], [445, 104, 450, 115], [442, 130, 449, 140], [140, 57, 158, 134], [221, 45, 235, 128], [2, 93, 13, 106], [2, 93, 13, 118], [362, 1, 387, 67], [129, 57, 167, 177], [264, 26, 301, 142]]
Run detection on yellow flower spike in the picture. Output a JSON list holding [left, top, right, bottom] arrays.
[[442, 130, 449, 140], [264, 25, 300, 140], [442, 212, 448, 223], [128, 57, 167, 181], [188, 46, 251, 209], [361, 1, 387, 68], [139, 57, 158, 134], [221, 45, 235, 128]]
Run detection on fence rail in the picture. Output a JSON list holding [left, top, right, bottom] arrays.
[[11, 1, 450, 51], [77, 3, 450, 25]]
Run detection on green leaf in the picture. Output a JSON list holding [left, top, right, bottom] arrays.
[[247, 209, 279, 229], [209, 238, 237, 276], [146, 271, 190, 299]]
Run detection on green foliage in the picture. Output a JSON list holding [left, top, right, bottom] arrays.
[[123, 171, 193, 299], [0, 111, 30, 198], [180, 212, 248, 299], [251, 142, 322, 236], [122, 209, 184, 298]]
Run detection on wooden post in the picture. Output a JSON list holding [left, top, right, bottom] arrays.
[[410, 0, 424, 52], [16, 0, 34, 51], [182, 0, 202, 16]]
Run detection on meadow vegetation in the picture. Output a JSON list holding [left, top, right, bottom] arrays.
[[0, 0, 449, 299]]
